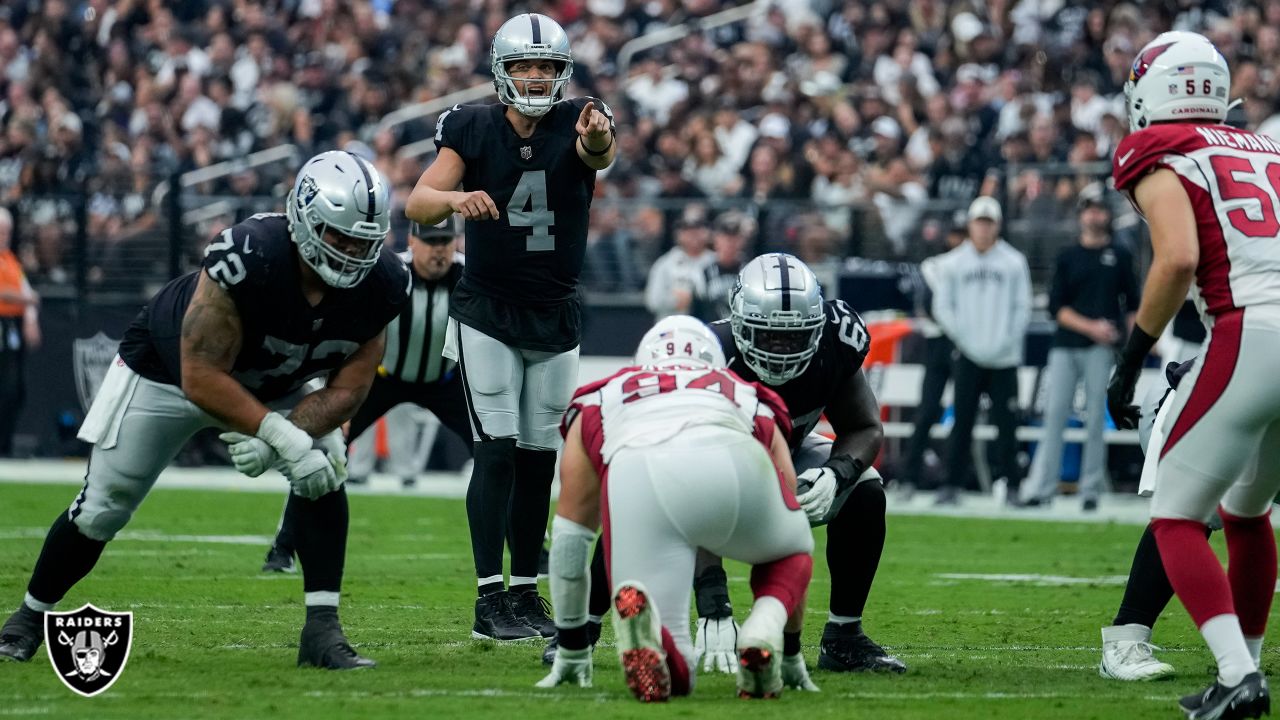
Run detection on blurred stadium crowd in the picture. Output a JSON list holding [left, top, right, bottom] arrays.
[[3, 0, 1280, 296]]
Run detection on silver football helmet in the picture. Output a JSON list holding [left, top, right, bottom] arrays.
[[286, 150, 390, 289], [491, 13, 573, 118], [730, 253, 825, 385], [635, 315, 726, 368]]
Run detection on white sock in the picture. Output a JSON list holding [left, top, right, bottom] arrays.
[[588, 614, 603, 625], [305, 591, 340, 607], [1246, 635, 1264, 667], [828, 613, 861, 625], [1201, 614, 1255, 685], [477, 574, 504, 589], [23, 593, 54, 613], [745, 596, 788, 638], [509, 576, 538, 590]]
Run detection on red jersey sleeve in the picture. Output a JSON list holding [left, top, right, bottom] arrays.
[[1112, 124, 1210, 194]]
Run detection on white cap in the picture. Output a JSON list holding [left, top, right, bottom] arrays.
[[758, 113, 790, 139], [967, 196, 1002, 223], [870, 115, 901, 140]]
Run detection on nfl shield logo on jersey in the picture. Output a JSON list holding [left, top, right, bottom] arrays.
[[72, 332, 120, 413], [520, 146, 532, 160], [45, 604, 134, 697]]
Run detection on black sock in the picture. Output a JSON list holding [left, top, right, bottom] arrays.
[[477, 581, 504, 597], [467, 438, 516, 582], [28, 512, 108, 606], [508, 447, 556, 581], [559, 624, 590, 651], [1112, 522, 1206, 628], [274, 493, 298, 554], [784, 631, 802, 656], [294, 487, 348, 595], [588, 540, 610, 618], [826, 481, 886, 618]]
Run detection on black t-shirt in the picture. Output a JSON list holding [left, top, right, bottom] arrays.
[[712, 299, 870, 450], [118, 213, 411, 402], [434, 98, 614, 352], [1048, 242, 1140, 349]]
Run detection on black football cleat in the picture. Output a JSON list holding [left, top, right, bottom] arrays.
[[817, 621, 907, 674], [0, 605, 44, 662], [1179, 672, 1270, 720], [262, 545, 297, 574], [472, 591, 539, 641], [542, 620, 603, 665], [297, 620, 376, 670], [512, 589, 556, 638]]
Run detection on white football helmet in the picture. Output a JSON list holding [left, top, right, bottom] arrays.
[[286, 151, 390, 288], [730, 253, 825, 385], [491, 13, 573, 118], [635, 315, 726, 368], [1125, 31, 1230, 133]]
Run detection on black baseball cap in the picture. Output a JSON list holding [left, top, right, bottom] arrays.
[[410, 216, 462, 244]]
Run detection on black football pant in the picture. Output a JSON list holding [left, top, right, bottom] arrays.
[[273, 374, 473, 553], [943, 357, 1020, 491], [0, 328, 25, 457], [902, 336, 953, 485]]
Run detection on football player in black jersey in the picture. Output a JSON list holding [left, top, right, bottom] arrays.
[[0, 151, 410, 670], [553, 254, 905, 679], [405, 13, 616, 642], [260, 216, 472, 573]]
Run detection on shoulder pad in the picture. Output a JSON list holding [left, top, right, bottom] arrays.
[[1113, 124, 1207, 193]]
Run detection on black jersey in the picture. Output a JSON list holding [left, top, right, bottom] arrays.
[[434, 97, 613, 352], [713, 299, 871, 450], [118, 213, 411, 403]]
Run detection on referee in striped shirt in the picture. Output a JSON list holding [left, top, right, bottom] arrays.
[[261, 217, 472, 572]]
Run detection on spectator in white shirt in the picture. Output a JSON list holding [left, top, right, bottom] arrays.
[[644, 204, 715, 321]]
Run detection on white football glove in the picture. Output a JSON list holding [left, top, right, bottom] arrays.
[[695, 616, 739, 673], [314, 429, 349, 485], [781, 652, 820, 691], [219, 432, 278, 477], [282, 449, 340, 500], [256, 411, 313, 463], [796, 467, 838, 523], [535, 646, 593, 688]]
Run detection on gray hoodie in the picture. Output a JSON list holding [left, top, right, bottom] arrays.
[[931, 239, 1032, 369]]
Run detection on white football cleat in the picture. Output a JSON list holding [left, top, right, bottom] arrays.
[[1100, 624, 1175, 681], [612, 581, 670, 703], [736, 598, 786, 699]]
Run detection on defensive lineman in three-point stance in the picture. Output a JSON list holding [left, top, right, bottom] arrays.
[[538, 315, 815, 702], [0, 150, 410, 669], [405, 12, 617, 641], [1106, 30, 1280, 718]]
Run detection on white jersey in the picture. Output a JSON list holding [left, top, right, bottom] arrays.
[[562, 363, 790, 471], [1113, 123, 1280, 317]]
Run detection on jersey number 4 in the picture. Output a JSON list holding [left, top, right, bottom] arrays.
[[508, 171, 556, 252], [1210, 155, 1280, 238]]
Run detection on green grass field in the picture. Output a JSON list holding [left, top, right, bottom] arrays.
[[0, 482, 1250, 718]]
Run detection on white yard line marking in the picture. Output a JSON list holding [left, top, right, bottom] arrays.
[[935, 573, 1129, 586], [0, 528, 271, 545]]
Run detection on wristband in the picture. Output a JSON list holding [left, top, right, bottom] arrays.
[[1119, 325, 1157, 371], [580, 133, 613, 157], [824, 453, 866, 492]]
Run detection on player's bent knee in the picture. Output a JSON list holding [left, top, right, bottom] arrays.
[[73, 509, 133, 542]]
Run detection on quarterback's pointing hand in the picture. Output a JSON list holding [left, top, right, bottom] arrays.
[[576, 101, 611, 147]]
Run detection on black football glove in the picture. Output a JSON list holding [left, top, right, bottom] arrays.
[[1107, 325, 1158, 430], [1106, 361, 1142, 430]]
